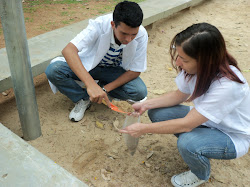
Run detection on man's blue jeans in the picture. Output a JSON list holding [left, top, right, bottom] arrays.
[[45, 61, 147, 103], [148, 105, 237, 181]]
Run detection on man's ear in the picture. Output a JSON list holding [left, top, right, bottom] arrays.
[[111, 21, 115, 29]]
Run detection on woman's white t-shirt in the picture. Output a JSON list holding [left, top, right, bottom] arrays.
[[175, 66, 250, 158]]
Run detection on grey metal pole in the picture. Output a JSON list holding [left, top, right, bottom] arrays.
[[0, 0, 41, 140]]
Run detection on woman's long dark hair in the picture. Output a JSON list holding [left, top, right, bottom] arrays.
[[170, 23, 243, 101]]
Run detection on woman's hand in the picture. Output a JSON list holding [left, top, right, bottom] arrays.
[[132, 102, 147, 115], [119, 122, 147, 138]]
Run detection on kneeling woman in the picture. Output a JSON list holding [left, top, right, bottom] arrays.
[[120, 23, 250, 186]]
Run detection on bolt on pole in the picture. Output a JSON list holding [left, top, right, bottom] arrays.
[[0, 0, 41, 140]]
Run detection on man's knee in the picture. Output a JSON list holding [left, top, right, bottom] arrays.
[[136, 85, 147, 100], [45, 61, 64, 81], [45, 63, 54, 80], [131, 79, 147, 101]]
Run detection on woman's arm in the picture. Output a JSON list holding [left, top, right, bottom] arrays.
[[143, 107, 208, 134], [133, 89, 190, 115], [145, 89, 190, 109], [120, 107, 208, 137]]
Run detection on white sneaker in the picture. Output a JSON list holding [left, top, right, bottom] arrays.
[[171, 170, 206, 187], [69, 99, 91, 122], [126, 96, 147, 104]]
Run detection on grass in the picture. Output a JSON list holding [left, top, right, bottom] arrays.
[[22, 0, 146, 29], [23, 0, 89, 6], [23, 6, 38, 14], [22, 0, 145, 15], [60, 11, 69, 16], [22, 0, 145, 22], [22, 0, 144, 8], [25, 17, 33, 23]]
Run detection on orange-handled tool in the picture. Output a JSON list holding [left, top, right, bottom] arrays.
[[102, 99, 129, 114]]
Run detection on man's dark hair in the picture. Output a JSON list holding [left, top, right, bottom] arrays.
[[113, 1, 143, 28]]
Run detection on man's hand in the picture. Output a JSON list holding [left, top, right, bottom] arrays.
[[62, 43, 110, 106], [86, 83, 110, 106]]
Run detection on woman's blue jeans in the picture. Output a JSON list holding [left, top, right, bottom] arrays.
[[148, 105, 236, 181], [45, 61, 147, 103]]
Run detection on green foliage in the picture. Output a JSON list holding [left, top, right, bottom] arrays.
[[61, 18, 75, 25], [23, 6, 38, 13], [25, 17, 34, 23], [61, 11, 69, 16], [23, 0, 89, 6], [39, 25, 49, 31], [92, 0, 145, 15]]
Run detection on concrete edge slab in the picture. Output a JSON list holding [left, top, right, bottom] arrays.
[[0, 123, 88, 187]]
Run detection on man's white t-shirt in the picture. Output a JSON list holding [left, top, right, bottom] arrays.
[[175, 65, 250, 158], [98, 30, 126, 67]]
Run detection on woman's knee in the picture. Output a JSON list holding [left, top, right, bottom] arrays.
[[177, 131, 202, 155], [148, 107, 172, 122], [148, 109, 156, 122], [148, 106, 186, 123], [177, 135, 189, 152]]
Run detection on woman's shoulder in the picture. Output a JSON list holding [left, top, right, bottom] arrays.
[[229, 65, 246, 81], [210, 66, 249, 98]]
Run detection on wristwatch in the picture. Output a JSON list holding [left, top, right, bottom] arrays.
[[102, 87, 107, 93]]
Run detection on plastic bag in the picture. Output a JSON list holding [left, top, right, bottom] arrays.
[[122, 113, 140, 156]]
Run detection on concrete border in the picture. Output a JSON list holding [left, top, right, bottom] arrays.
[[0, 123, 88, 186]]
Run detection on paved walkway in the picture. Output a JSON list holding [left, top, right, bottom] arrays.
[[0, 0, 204, 186]]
